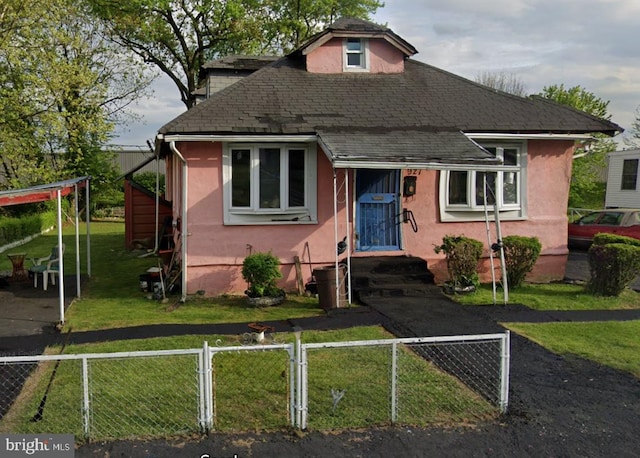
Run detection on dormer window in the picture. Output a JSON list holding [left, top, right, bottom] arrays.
[[344, 38, 369, 71]]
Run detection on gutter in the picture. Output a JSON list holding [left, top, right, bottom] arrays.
[[169, 140, 188, 303]]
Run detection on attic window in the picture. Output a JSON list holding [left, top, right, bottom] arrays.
[[344, 38, 369, 71]]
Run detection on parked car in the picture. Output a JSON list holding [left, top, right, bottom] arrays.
[[568, 209, 640, 248]]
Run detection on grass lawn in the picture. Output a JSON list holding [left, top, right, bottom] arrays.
[[449, 282, 640, 379], [452, 282, 640, 310], [505, 320, 640, 378], [1, 327, 496, 438], [4, 220, 638, 439], [0, 221, 325, 331]]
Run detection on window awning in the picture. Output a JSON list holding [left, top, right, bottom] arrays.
[[316, 130, 502, 169]]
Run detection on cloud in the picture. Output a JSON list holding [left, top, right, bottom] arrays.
[[113, 1, 639, 146]]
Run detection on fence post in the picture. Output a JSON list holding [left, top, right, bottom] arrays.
[[199, 341, 213, 432], [391, 342, 398, 423], [82, 357, 90, 439], [300, 345, 308, 430], [294, 331, 302, 428], [499, 331, 511, 413]]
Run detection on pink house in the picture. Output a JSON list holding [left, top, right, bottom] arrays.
[[155, 18, 621, 299]]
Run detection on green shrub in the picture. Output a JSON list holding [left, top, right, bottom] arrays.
[[434, 235, 483, 288], [592, 233, 640, 247], [134, 172, 166, 196], [241, 251, 283, 297], [0, 209, 61, 246], [503, 235, 542, 289], [587, 243, 640, 296]]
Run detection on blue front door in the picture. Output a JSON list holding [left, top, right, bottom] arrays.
[[355, 170, 401, 251]]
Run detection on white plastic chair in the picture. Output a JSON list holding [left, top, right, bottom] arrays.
[[30, 244, 65, 291]]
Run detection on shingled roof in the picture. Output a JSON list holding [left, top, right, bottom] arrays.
[[160, 57, 621, 137], [159, 19, 621, 166]]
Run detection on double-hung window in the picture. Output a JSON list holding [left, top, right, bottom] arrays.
[[440, 143, 526, 221], [344, 38, 369, 71], [223, 144, 317, 225]]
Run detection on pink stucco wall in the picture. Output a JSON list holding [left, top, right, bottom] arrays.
[[172, 139, 574, 296], [306, 37, 405, 74], [178, 142, 351, 295], [401, 140, 574, 284]]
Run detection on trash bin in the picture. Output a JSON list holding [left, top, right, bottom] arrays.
[[312, 265, 347, 310]]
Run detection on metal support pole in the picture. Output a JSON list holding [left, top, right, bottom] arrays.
[[483, 175, 497, 305], [85, 179, 91, 277], [57, 190, 65, 324], [82, 357, 90, 438], [499, 331, 511, 413], [332, 168, 340, 308], [300, 346, 308, 430], [74, 184, 81, 297], [391, 342, 398, 423], [344, 169, 352, 305], [294, 331, 302, 427]]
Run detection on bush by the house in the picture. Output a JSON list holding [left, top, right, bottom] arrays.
[[587, 234, 640, 296], [434, 235, 483, 290], [0, 203, 63, 247], [242, 251, 283, 298], [502, 235, 542, 289]]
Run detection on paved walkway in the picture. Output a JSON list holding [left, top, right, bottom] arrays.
[[72, 284, 640, 457], [1, 259, 638, 457]]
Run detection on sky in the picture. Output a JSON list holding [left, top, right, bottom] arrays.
[[112, 0, 640, 148]]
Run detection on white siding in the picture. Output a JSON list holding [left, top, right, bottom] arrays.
[[605, 149, 640, 208]]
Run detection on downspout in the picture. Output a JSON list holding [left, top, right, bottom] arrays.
[[169, 141, 188, 303]]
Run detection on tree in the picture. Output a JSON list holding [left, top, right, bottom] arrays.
[[535, 84, 616, 208], [0, 0, 151, 201], [86, 0, 383, 109], [475, 71, 527, 97], [625, 105, 640, 148]]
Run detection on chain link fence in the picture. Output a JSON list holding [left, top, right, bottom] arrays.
[[209, 344, 295, 431], [300, 333, 509, 429], [0, 333, 509, 440]]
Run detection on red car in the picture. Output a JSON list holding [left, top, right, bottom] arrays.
[[568, 209, 640, 248]]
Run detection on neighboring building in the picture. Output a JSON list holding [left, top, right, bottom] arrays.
[[605, 149, 640, 208], [109, 146, 165, 176], [194, 55, 279, 104], [155, 18, 621, 297]]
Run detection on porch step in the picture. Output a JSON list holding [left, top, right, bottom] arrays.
[[348, 256, 435, 301]]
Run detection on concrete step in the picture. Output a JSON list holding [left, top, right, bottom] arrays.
[[347, 256, 436, 301]]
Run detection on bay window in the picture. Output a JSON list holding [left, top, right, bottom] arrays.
[[440, 143, 526, 221]]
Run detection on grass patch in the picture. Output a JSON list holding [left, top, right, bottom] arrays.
[[66, 294, 324, 331], [505, 320, 640, 378], [2, 327, 496, 438], [453, 282, 640, 310], [0, 221, 325, 331]]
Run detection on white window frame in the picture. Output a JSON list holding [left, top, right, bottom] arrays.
[[439, 142, 528, 222], [222, 143, 317, 225], [343, 38, 369, 72]]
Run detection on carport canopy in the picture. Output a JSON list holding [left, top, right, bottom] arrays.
[[0, 177, 91, 323]]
